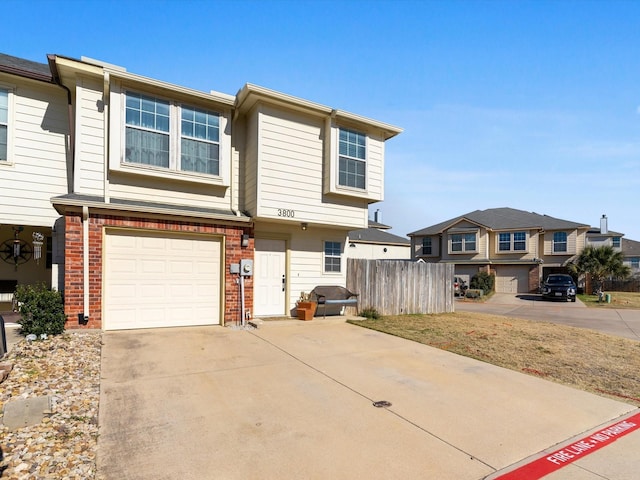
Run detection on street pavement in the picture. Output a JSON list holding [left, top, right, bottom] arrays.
[[97, 320, 640, 479], [456, 293, 640, 341]]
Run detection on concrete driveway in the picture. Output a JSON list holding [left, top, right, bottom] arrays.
[[97, 321, 639, 479], [456, 294, 640, 341]]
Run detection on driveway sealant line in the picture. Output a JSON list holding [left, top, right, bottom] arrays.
[[249, 329, 496, 472]]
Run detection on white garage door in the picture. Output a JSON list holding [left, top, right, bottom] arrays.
[[104, 230, 221, 330], [495, 266, 530, 294]]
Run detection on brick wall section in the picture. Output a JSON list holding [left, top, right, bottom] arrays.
[[529, 265, 540, 293], [64, 211, 253, 329]]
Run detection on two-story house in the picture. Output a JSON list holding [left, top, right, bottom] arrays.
[[0, 54, 68, 311], [585, 215, 623, 251], [621, 238, 640, 277], [1, 52, 401, 330], [408, 208, 590, 293]]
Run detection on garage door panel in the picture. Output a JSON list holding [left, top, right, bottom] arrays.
[[495, 266, 530, 293], [105, 231, 221, 330]]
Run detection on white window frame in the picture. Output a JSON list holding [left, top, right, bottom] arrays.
[[449, 232, 477, 254], [631, 258, 639, 269], [497, 231, 527, 253], [0, 84, 15, 164], [323, 240, 342, 273], [337, 127, 367, 190], [553, 232, 568, 253], [612, 237, 621, 248], [109, 83, 230, 187]]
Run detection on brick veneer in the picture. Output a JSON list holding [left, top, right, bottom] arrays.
[[64, 212, 253, 329]]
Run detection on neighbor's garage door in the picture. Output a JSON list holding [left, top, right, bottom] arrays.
[[104, 230, 221, 330], [495, 266, 530, 294]]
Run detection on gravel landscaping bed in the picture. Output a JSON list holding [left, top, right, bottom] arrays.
[[0, 331, 101, 479]]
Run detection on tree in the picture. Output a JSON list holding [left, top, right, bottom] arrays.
[[568, 245, 631, 292]]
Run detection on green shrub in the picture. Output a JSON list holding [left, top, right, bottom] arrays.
[[359, 307, 381, 320], [470, 271, 495, 293], [14, 283, 66, 336]]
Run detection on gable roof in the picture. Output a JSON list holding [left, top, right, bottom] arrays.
[[0, 53, 52, 82], [349, 227, 410, 246], [408, 207, 590, 236], [622, 238, 640, 256]]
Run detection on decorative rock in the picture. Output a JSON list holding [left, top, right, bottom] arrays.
[[0, 331, 101, 478]]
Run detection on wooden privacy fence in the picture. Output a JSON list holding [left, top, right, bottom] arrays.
[[603, 279, 640, 292], [347, 259, 455, 315]]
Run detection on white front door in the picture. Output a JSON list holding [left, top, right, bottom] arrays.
[[253, 238, 286, 316]]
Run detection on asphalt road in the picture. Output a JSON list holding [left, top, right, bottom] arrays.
[[456, 293, 640, 341]]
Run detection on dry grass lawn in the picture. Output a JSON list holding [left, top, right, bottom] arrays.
[[579, 291, 640, 309], [350, 312, 640, 407]]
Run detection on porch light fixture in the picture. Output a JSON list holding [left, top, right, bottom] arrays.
[[301, 223, 308, 231], [241, 234, 250, 248]]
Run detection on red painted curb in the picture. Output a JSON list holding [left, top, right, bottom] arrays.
[[493, 411, 640, 480]]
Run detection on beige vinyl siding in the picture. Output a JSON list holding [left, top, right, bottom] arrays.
[[490, 230, 537, 260], [441, 223, 487, 261], [241, 110, 258, 214], [75, 77, 105, 195], [365, 135, 384, 200], [0, 77, 67, 226], [255, 106, 367, 229], [543, 230, 579, 255]]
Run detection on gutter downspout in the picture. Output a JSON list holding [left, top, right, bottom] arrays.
[[103, 72, 110, 202], [47, 54, 75, 194], [82, 206, 90, 324]]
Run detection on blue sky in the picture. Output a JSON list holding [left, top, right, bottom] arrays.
[[6, 0, 640, 239]]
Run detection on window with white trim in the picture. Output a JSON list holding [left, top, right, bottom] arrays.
[[124, 91, 220, 175], [338, 128, 366, 189], [0, 88, 9, 161], [450, 233, 476, 253], [553, 232, 567, 253], [631, 257, 639, 269], [498, 231, 527, 252], [612, 237, 621, 248], [324, 241, 342, 273], [422, 237, 432, 255]]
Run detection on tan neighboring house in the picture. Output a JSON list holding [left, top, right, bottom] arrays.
[[0, 54, 68, 311], [585, 215, 623, 251], [347, 212, 411, 260], [621, 238, 640, 277], [0, 52, 402, 330], [408, 207, 590, 293]]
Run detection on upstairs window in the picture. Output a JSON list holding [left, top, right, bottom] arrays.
[[612, 237, 621, 248], [125, 92, 170, 167], [631, 258, 639, 269], [181, 106, 219, 175], [0, 88, 8, 161], [422, 237, 432, 255], [498, 231, 527, 252], [338, 128, 366, 189], [324, 241, 342, 273], [553, 232, 567, 253], [124, 91, 221, 175], [451, 233, 476, 253]]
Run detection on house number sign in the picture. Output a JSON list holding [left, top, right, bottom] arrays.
[[277, 209, 295, 218]]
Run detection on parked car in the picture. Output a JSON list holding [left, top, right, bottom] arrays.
[[540, 274, 577, 302], [454, 276, 468, 297]]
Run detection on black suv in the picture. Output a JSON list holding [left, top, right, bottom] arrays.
[[541, 274, 577, 302]]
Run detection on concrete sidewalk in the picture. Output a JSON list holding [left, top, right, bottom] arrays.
[[97, 321, 639, 479]]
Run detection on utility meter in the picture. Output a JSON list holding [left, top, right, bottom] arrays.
[[240, 259, 254, 276]]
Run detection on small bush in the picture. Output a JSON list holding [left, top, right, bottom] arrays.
[[470, 272, 495, 293], [14, 283, 66, 336], [359, 307, 381, 320]]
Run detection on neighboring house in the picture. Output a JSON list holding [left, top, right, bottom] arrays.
[[0, 52, 402, 330], [0, 54, 68, 310], [585, 215, 623, 251], [408, 208, 590, 293], [621, 238, 640, 276], [347, 215, 411, 260]]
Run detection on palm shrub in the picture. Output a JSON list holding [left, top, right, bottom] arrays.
[[568, 245, 631, 292], [14, 283, 66, 336], [470, 271, 495, 293]]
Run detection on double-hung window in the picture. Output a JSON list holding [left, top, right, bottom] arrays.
[[451, 233, 476, 253], [338, 128, 366, 189], [612, 237, 621, 248], [498, 231, 527, 252], [553, 232, 567, 253], [0, 88, 9, 161], [422, 237, 432, 255], [124, 91, 220, 175], [631, 258, 639, 269], [324, 241, 342, 273]]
